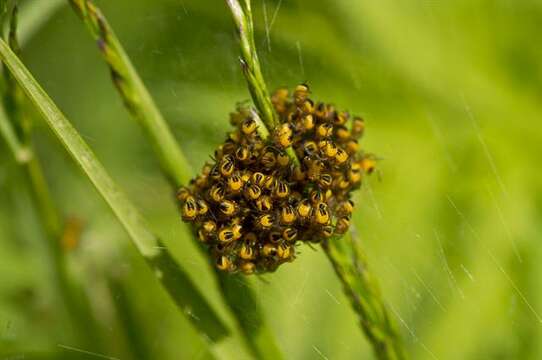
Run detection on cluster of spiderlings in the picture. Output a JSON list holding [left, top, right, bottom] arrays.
[[178, 84, 376, 274]]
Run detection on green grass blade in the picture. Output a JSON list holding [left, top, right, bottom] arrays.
[[323, 229, 407, 360], [68, 0, 191, 187], [0, 38, 229, 342]]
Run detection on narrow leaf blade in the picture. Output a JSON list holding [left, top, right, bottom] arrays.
[[0, 38, 229, 342]]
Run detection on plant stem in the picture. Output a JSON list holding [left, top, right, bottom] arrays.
[[224, 2, 407, 358], [68, 2, 284, 358], [0, 101, 30, 162], [0, 38, 229, 343], [225, 0, 299, 165], [68, 0, 192, 188], [323, 229, 407, 360], [226, 0, 277, 130]]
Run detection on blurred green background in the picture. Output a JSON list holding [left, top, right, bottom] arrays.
[[1, 0, 541, 359]]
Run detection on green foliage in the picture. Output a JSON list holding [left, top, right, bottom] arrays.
[[0, 38, 228, 343], [69, 1, 283, 358], [226, 3, 404, 358], [0, 1, 540, 359]]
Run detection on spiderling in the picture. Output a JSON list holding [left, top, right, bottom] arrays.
[[178, 84, 376, 274]]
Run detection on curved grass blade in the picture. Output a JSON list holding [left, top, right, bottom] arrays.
[[68, 1, 283, 358], [0, 38, 229, 343]]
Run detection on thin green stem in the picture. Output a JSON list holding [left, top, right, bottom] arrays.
[[0, 105, 59, 240], [225, 0, 299, 166], [251, 107, 269, 139], [0, 105, 59, 256], [323, 229, 407, 360], [225, 1, 407, 358], [0, 103, 31, 162], [0, 38, 229, 343], [68, 2, 284, 359], [69, 0, 191, 188], [226, 0, 276, 130], [24, 155, 61, 235]]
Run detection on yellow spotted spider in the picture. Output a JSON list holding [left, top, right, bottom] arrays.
[[178, 84, 375, 274]]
